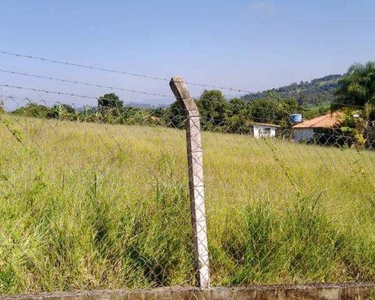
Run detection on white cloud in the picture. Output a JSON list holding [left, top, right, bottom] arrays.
[[248, 1, 276, 15]]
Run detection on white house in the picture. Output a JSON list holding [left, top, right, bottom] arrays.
[[292, 112, 343, 142], [252, 123, 280, 138]]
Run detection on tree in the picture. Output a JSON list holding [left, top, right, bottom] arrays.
[[225, 98, 250, 133], [196, 90, 229, 129], [164, 101, 185, 129], [331, 62, 375, 147], [275, 98, 300, 127], [248, 99, 278, 124], [98, 93, 123, 109], [228, 98, 246, 116], [332, 62, 375, 114]]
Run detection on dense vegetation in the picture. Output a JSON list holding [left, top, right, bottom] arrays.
[[6, 62, 375, 134], [331, 62, 375, 146], [2, 72, 352, 136], [2, 63, 375, 294], [1, 116, 375, 294], [8, 91, 313, 134], [333, 62, 375, 110], [242, 74, 343, 106], [3, 62, 375, 147]]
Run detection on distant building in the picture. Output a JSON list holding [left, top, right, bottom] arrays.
[[292, 112, 343, 142], [252, 123, 280, 138]]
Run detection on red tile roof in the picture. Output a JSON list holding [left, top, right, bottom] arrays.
[[292, 112, 343, 129]]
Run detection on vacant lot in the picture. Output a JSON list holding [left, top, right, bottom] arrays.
[[1, 115, 375, 294]]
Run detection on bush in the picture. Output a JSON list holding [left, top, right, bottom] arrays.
[[12, 103, 50, 118]]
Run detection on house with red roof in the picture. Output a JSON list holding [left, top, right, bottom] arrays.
[[292, 112, 343, 142]]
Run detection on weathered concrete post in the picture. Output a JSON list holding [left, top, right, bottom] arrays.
[[170, 76, 210, 289]]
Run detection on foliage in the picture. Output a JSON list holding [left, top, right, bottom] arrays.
[[47, 104, 76, 120], [242, 74, 343, 106], [163, 101, 185, 129], [0, 101, 4, 114], [224, 197, 347, 284], [1, 116, 375, 293], [98, 93, 124, 109], [243, 93, 299, 128], [12, 103, 50, 118], [331, 62, 375, 146], [8, 90, 313, 135], [194, 90, 301, 132], [197, 90, 228, 129], [301, 104, 330, 120], [248, 98, 277, 124], [332, 62, 375, 111], [339, 109, 367, 147]]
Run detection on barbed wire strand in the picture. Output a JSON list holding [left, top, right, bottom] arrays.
[[0, 74, 184, 105], [0, 69, 170, 98], [0, 84, 175, 107], [0, 50, 253, 94]]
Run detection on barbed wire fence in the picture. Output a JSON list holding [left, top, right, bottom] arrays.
[[1, 51, 375, 295]]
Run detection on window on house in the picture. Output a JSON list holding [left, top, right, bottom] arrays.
[[260, 128, 271, 138]]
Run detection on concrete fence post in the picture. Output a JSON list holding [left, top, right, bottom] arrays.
[[169, 76, 210, 289]]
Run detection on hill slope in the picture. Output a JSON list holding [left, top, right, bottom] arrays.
[[242, 74, 343, 106]]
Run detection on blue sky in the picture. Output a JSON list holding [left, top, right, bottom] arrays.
[[0, 0, 374, 107]]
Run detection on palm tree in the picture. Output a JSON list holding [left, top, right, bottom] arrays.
[[332, 62, 375, 147], [332, 62, 375, 119]]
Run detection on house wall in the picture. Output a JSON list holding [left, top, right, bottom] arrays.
[[253, 125, 276, 138], [294, 128, 315, 142]]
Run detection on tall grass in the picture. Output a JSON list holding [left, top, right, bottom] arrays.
[[1, 115, 375, 294]]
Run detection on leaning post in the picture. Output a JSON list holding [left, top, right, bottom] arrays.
[[169, 76, 210, 289]]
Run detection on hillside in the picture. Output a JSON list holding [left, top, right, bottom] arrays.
[[242, 74, 343, 106], [1, 115, 375, 294]]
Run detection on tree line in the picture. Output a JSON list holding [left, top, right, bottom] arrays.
[[1, 61, 374, 144], [242, 74, 343, 106], [2, 90, 311, 134]]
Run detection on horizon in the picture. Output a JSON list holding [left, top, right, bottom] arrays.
[[0, 0, 374, 107], [1, 70, 345, 111]]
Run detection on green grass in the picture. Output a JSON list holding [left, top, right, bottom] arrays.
[[1, 115, 375, 294]]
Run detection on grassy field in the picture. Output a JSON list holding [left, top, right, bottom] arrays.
[[1, 115, 375, 294]]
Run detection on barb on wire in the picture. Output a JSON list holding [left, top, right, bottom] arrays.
[[0, 50, 170, 82], [0, 69, 170, 98], [0, 50, 253, 94], [0, 84, 98, 99], [0, 84, 170, 108], [184, 80, 251, 94], [2, 51, 375, 293]]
